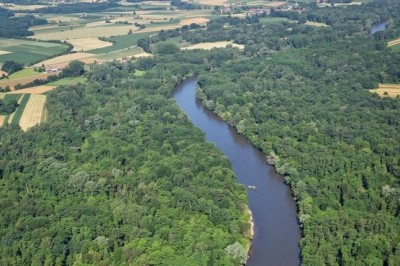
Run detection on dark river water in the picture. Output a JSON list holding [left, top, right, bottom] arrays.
[[174, 77, 301, 266]]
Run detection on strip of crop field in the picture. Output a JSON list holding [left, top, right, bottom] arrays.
[[19, 94, 47, 131], [10, 94, 31, 126], [388, 38, 400, 47]]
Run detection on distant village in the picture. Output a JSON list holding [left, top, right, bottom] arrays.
[[216, 2, 306, 16]]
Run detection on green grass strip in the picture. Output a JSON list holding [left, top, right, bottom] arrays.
[[10, 94, 30, 126], [3, 94, 21, 102]]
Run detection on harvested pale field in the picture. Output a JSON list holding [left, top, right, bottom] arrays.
[[19, 94, 47, 131], [132, 52, 153, 58], [67, 38, 113, 52], [247, 1, 286, 7], [0, 70, 7, 76], [306, 21, 328, 27], [34, 52, 97, 67], [388, 38, 400, 47], [7, 86, 56, 94], [7, 4, 47, 10], [182, 41, 244, 50], [186, 0, 228, 5], [180, 18, 209, 26], [370, 84, 400, 98], [0, 115, 5, 126], [47, 16, 80, 23], [0, 50, 10, 55], [33, 25, 139, 40], [0, 73, 57, 90]]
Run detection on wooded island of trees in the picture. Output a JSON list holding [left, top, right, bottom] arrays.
[[0, 0, 399, 265]]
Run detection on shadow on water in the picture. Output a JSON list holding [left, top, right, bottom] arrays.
[[174, 77, 301, 266]]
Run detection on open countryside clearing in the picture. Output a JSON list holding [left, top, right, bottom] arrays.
[[181, 41, 244, 50], [388, 38, 400, 47], [0, 72, 57, 90], [180, 18, 209, 26], [19, 94, 47, 131], [67, 38, 113, 52], [7, 86, 56, 94], [34, 52, 101, 68], [370, 84, 400, 98], [32, 25, 139, 40]]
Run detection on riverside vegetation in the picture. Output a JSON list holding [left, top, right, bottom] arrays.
[[0, 0, 400, 265]]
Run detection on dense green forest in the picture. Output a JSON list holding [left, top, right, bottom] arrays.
[[0, 59, 251, 264], [188, 0, 400, 264], [1, 0, 400, 265], [0, 7, 47, 37]]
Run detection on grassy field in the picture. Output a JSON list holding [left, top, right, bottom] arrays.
[[0, 38, 69, 66], [67, 38, 113, 52], [259, 17, 294, 25], [96, 47, 143, 60], [370, 84, 400, 98], [390, 44, 400, 52], [19, 94, 47, 131], [10, 94, 30, 126], [89, 32, 154, 54], [0, 72, 57, 90], [6, 68, 39, 80], [47, 76, 87, 86]]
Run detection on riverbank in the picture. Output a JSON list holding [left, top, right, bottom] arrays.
[[174, 77, 301, 265]]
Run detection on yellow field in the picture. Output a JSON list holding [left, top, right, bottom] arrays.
[[0, 50, 10, 55], [182, 41, 244, 50], [6, 4, 47, 10], [0, 72, 56, 90], [132, 52, 153, 58], [34, 52, 98, 67], [19, 94, 47, 131], [370, 84, 400, 98], [0, 115, 5, 126], [388, 38, 400, 47], [180, 17, 209, 26], [33, 25, 139, 40], [247, 1, 286, 7], [7, 86, 56, 94], [67, 38, 113, 52], [46, 16, 81, 23], [306, 21, 328, 27]]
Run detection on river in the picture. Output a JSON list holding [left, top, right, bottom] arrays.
[[174, 77, 301, 266], [371, 21, 387, 34]]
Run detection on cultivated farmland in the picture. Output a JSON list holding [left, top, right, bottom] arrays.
[[388, 38, 400, 47], [0, 38, 69, 66], [181, 41, 245, 50], [19, 94, 47, 131], [370, 84, 400, 98], [67, 38, 113, 52], [0, 72, 57, 90], [7, 86, 56, 94]]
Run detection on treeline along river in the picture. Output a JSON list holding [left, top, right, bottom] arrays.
[[174, 77, 301, 266]]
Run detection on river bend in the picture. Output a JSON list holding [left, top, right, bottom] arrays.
[[174, 78, 301, 266]]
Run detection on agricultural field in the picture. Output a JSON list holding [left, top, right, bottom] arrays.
[[0, 38, 68, 65], [305, 21, 328, 27], [88, 32, 154, 54], [0, 72, 57, 90], [47, 76, 87, 86], [388, 38, 400, 47], [6, 86, 56, 94], [67, 38, 113, 52], [19, 94, 47, 131], [0, 38, 70, 66], [181, 41, 244, 50], [34, 52, 102, 68], [370, 84, 400, 98]]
